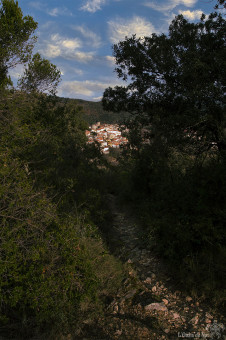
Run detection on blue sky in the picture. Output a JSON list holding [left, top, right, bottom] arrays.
[[12, 0, 217, 101]]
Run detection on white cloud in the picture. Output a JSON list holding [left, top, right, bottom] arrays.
[[58, 79, 120, 98], [42, 43, 62, 58], [47, 7, 72, 17], [92, 96, 103, 101], [73, 51, 94, 62], [144, 0, 197, 13], [105, 55, 116, 66], [108, 16, 156, 43], [80, 0, 106, 13], [48, 8, 60, 16], [29, 2, 72, 16], [73, 26, 102, 48], [57, 65, 84, 77], [51, 33, 82, 49], [39, 33, 95, 62], [179, 9, 203, 20], [177, 0, 197, 6], [59, 81, 94, 97]]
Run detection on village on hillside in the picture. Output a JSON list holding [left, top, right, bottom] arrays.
[[86, 122, 128, 154]]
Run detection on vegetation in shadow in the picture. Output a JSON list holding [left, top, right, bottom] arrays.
[[0, 1, 125, 338], [102, 8, 226, 309]]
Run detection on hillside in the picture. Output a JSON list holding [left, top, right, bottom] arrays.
[[59, 97, 130, 125]]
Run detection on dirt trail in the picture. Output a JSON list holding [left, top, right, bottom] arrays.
[[80, 194, 225, 340]]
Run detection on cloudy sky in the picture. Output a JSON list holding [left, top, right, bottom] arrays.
[[13, 0, 216, 101]]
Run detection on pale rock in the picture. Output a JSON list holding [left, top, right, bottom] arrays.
[[83, 319, 92, 324], [190, 315, 199, 325], [127, 259, 133, 264], [206, 318, 212, 324], [173, 312, 180, 319], [115, 330, 122, 336], [124, 289, 137, 300], [186, 296, 193, 302], [162, 299, 169, 305], [144, 277, 152, 284], [205, 312, 213, 319], [145, 302, 168, 312], [113, 304, 118, 313], [152, 286, 157, 292], [164, 329, 170, 334]]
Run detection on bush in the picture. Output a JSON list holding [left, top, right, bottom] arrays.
[[0, 91, 125, 338], [117, 145, 226, 304], [0, 151, 124, 338]]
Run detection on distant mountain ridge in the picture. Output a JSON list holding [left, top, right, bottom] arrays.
[[59, 97, 130, 125]]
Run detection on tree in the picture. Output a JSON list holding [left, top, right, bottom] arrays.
[[215, 0, 226, 9], [18, 53, 61, 95], [102, 12, 226, 155], [0, 69, 121, 340], [0, 1, 125, 337], [102, 12, 226, 301], [0, 0, 37, 87], [0, 1, 61, 96]]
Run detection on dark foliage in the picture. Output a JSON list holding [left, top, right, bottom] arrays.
[[0, 2, 125, 337], [102, 11, 226, 305], [215, 0, 226, 9]]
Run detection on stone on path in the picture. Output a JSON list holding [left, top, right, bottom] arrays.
[[162, 299, 169, 305], [145, 302, 168, 312], [186, 296, 193, 302], [152, 286, 157, 292]]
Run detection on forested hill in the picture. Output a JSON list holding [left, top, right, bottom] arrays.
[[59, 97, 130, 124]]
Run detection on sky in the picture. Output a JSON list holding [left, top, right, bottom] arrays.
[[11, 0, 218, 101]]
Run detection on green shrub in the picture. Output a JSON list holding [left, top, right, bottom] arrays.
[[117, 145, 226, 304], [0, 151, 124, 338], [0, 92, 125, 338]]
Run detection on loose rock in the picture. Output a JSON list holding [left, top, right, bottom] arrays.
[[145, 302, 168, 312], [162, 299, 169, 305], [186, 296, 193, 302], [144, 277, 152, 284]]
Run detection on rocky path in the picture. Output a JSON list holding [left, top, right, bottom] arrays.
[[80, 194, 225, 340]]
